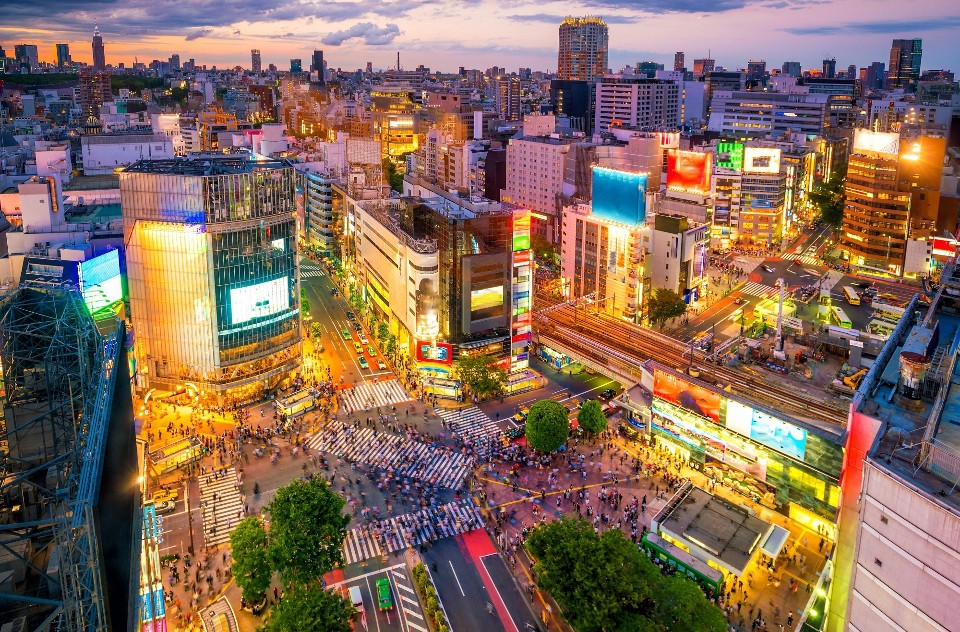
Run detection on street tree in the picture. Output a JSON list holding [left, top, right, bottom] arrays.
[[454, 354, 506, 401], [229, 517, 272, 604], [526, 518, 658, 632], [808, 167, 846, 228], [300, 296, 311, 318], [651, 574, 728, 632], [377, 321, 390, 342], [577, 400, 607, 436], [647, 288, 687, 329], [310, 322, 323, 339], [266, 477, 350, 586], [259, 583, 355, 632], [525, 400, 569, 452]]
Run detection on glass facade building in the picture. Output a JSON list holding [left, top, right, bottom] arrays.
[[121, 156, 301, 401]]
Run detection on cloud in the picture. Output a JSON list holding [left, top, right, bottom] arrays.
[[784, 15, 960, 35], [184, 28, 214, 41], [322, 22, 401, 46]]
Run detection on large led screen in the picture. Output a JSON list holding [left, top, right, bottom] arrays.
[[853, 129, 900, 156], [471, 286, 504, 314], [743, 147, 782, 174], [726, 399, 807, 460], [653, 370, 721, 422], [230, 277, 290, 325], [715, 142, 744, 170], [591, 167, 647, 226], [666, 150, 712, 194], [80, 250, 123, 314]]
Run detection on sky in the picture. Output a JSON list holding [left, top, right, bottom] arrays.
[[2, 0, 958, 74]]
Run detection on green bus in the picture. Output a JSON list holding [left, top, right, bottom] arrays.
[[640, 532, 724, 593]]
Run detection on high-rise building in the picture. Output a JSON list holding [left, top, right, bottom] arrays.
[[290, 58, 302, 73], [550, 79, 594, 134], [746, 60, 767, 84], [251, 49, 262, 74], [169, 54, 180, 70], [888, 38, 922, 91], [557, 16, 608, 81], [92, 24, 105, 71], [311, 50, 325, 84], [692, 58, 715, 79], [864, 61, 886, 90], [496, 77, 522, 121], [594, 76, 680, 131], [121, 155, 302, 398], [782, 61, 802, 78], [845, 64, 857, 80], [78, 68, 113, 120], [14, 44, 39, 72], [54, 43, 71, 69], [822, 57, 836, 79], [674, 51, 685, 72], [708, 90, 828, 137]]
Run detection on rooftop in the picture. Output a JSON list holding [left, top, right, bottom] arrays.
[[123, 153, 293, 176], [63, 174, 120, 191]]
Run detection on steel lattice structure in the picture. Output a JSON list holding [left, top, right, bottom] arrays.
[[0, 284, 122, 632]]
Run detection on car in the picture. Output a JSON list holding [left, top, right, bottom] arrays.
[[346, 311, 356, 320], [358, 334, 369, 344], [733, 296, 747, 305], [152, 488, 178, 505], [353, 342, 363, 354], [760, 264, 774, 273], [367, 345, 377, 356], [599, 388, 616, 400], [331, 288, 339, 296], [376, 578, 393, 611], [851, 281, 872, 289], [511, 412, 526, 425], [878, 292, 896, 301], [348, 586, 363, 612], [353, 322, 363, 332], [358, 357, 369, 370], [376, 359, 387, 370], [341, 328, 352, 340], [155, 500, 176, 515]]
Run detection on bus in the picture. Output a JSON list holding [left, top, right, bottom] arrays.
[[842, 286, 861, 305], [831, 306, 853, 329], [276, 388, 316, 418]]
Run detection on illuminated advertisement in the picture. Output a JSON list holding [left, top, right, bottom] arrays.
[[743, 147, 782, 174], [511, 208, 533, 371], [726, 399, 807, 460], [591, 166, 648, 226], [230, 277, 290, 325], [79, 249, 123, 314], [666, 150, 712, 194], [271, 238, 285, 251], [471, 286, 505, 315], [416, 341, 453, 365], [513, 209, 532, 251], [931, 238, 959, 258], [715, 142, 744, 170], [853, 129, 900, 156], [653, 370, 721, 422], [658, 132, 680, 148]]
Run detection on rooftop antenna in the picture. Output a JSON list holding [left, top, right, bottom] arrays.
[[397, 51, 401, 71]]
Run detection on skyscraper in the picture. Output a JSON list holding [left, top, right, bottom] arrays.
[[557, 16, 608, 82], [781, 61, 801, 77], [14, 44, 39, 72], [311, 50, 324, 74], [290, 59, 302, 73], [746, 60, 767, 84], [864, 61, 886, 90], [92, 24, 105, 71], [169, 54, 180, 71], [888, 38, 922, 91], [822, 57, 836, 79], [674, 52, 685, 72], [251, 49, 262, 74], [79, 68, 113, 120], [495, 77, 522, 120], [692, 58, 715, 80], [55, 43, 71, 69]]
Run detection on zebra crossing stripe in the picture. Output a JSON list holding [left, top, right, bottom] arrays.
[[198, 468, 244, 547], [340, 380, 412, 412]]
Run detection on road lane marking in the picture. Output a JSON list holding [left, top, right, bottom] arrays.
[[448, 560, 466, 596]]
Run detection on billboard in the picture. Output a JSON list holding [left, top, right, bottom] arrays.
[[230, 277, 290, 325], [591, 166, 648, 226], [653, 370, 721, 422], [853, 129, 900, 156], [743, 147, 781, 174], [416, 341, 453, 365], [513, 209, 531, 251], [715, 142, 744, 170], [79, 249, 123, 314], [658, 132, 680, 148], [666, 150, 712, 194], [471, 286, 504, 314], [726, 399, 807, 460]]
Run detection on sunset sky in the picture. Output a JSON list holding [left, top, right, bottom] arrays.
[[3, 0, 958, 73]]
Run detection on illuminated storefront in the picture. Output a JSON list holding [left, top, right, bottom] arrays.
[[511, 209, 533, 372], [121, 156, 302, 401], [650, 365, 843, 523], [139, 504, 167, 632]]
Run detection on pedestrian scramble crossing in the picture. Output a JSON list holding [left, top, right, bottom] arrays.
[[436, 406, 501, 448], [342, 499, 484, 565], [198, 467, 244, 547], [339, 379, 412, 413], [307, 421, 475, 490], [737, 281, 778, 298], [791, 255, 821, 266]]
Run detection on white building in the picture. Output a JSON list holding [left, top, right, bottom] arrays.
[[707, 91, 829, 137], [502, 135, 577, 241], [81, 131, 174, 175], [594, 76, 680, 133]]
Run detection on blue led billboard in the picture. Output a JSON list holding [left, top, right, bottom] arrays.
[[79, 249, 123, 314], [591, 167, 647, 226]]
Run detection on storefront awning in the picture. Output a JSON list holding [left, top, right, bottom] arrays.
[[759, 525, 790, 559]]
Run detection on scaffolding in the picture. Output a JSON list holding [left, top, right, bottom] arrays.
[[0, 284, 122, 632]]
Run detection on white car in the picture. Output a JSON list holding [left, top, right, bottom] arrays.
[[377, 359, 387, 370], [359, 334, 369, 345], [155, 500, 176, 515]]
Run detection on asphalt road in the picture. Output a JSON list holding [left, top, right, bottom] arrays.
[[339, 564, 425, 632]]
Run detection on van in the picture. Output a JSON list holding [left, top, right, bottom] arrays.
[[349, 586, 363, 612]]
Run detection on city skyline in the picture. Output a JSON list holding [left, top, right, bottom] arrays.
[[3, 0, 958, 73]]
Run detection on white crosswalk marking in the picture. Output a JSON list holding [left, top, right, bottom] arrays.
[[341, 499, 484, 565], [198, 468, 244, 547], [435, 406, 501, 455], [300, 268, 325, 278], [339, 379, 411, 412], [792, 255, 821, 266], [307, 421, 475, 489], [737, 281, 778, 297], [391, 567, 427, 628]]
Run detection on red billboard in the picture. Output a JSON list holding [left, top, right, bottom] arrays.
[[415, 341, 453, 366], [666, 149, 712, 194], [653, 370, 721, 422]]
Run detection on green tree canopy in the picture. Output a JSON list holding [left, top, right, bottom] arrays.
[[577, 400, 607, 436], [266, 477, 350, 586], [300, 297, 311, 318], [259, 584, 355, 632], [377, 321, 390, 342], [647, 288, 687, 329], [229, 517, 272, 603], [808, 167, 846, 228], [454, 353, 506, 401], [651, 574, 728, 632], [525, 400, 569, 452]]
